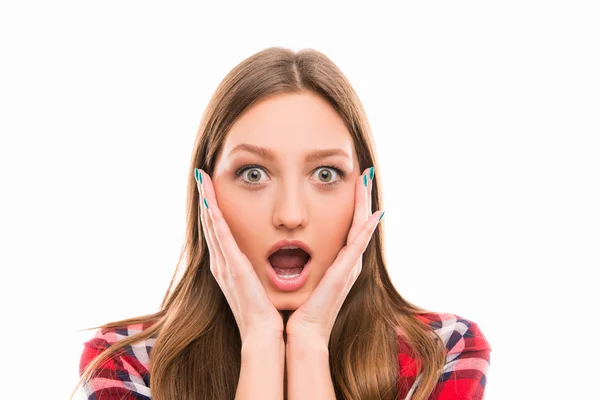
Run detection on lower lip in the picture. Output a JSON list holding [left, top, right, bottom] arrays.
[[267, 257, 312, 291]]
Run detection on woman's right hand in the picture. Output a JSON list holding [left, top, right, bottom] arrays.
[[194, 168, 284, 345]]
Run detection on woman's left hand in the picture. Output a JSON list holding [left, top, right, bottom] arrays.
[[285, 166, 384, 347]]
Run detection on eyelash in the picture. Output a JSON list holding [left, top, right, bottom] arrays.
[[235, 164, 346, 187]]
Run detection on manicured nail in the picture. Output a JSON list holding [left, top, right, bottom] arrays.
[[363, 174, 368, 187], [194, 168, 203, 184], [378, 211, 385, 222], [203, 197, 209, 209], [369, 166, 374, 180]]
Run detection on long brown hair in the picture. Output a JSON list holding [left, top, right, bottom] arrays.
[[71, 46, 447, 400]]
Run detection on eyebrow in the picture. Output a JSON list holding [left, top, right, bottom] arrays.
[[229, 143, 351, 162]]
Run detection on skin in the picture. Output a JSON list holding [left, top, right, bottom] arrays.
[[211, 90, 363, 312], [197, 92, 383, 397]]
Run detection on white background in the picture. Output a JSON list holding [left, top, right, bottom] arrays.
[[1, 1, 598, 399]]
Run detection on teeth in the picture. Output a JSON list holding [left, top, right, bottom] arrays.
[[277, 273, 301, 279], [280, 246, 299, 250]]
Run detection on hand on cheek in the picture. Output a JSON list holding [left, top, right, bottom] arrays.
[[194, 168, 285, 342], [285, 166, 384, 346]]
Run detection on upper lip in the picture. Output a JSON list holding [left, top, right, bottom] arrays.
[[267, 239, 312, 259]]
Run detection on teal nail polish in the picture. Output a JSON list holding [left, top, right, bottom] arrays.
[[194, 168, 199, 182], [198, 169, 203, 184], [203, 197, 209, 209], [378, 211, 385, 222], [363, 174, 367, 187], [369, 166, 374, 180]]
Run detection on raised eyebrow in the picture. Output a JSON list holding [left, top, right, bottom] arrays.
[[230, 144, 351, 162]]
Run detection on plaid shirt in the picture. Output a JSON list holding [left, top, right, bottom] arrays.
[[79, 312, 491, 399]]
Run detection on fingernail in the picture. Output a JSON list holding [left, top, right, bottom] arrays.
[[363, 174, 368, 187], [369, 166, 374, 180], [378, 211, 385, 222], [203, 197, 209, 209]]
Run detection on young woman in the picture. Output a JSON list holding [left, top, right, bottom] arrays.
[[73, 47, 491, 400]]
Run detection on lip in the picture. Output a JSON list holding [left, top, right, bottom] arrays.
[[267, 256, 312, 291], [266, 239, 312, 260]]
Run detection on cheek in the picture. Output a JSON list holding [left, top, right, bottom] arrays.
[[317, 197, 354, 232], [214, 180, 355, 275], [214, 184, 266, 257], [313, 194, 355, 262]]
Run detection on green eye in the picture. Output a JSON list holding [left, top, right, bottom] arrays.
[[235, 164, 346, 187], [315, 167, 336, 183]]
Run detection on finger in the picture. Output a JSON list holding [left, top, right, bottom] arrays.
[[197, 169, 251, 278], [303, 210, 384, 320], [347, 167, 372, 245], [196, 169, 226, 278], [368, 166, 374, 217], [331, 210, 384, 281]]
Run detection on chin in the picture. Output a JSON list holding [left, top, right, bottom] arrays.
[[274, 299, 301, 311], [269, 291, 308, 311]]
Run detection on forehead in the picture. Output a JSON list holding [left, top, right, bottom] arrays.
[[219, 92, 357, 163]]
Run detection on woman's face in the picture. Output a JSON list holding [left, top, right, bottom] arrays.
[[212, 91, 360, 311]]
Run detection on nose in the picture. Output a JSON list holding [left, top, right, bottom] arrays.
[[272, 181, 308, 229]]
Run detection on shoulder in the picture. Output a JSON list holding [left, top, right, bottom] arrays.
[[398, 312, 492, 399], [79, 322, 156, 400], [415, 311, 492, 355]]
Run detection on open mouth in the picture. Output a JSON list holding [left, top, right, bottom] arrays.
[[268, 248, 311, 278]]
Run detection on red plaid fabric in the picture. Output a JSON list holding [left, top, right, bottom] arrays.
[[79, 322, 154, 400], [79, 312, 491, 399], [398, 312, 492, 399]]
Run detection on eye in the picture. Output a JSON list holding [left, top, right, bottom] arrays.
[[238, 165, 265, 185], [235, 164, 346, 187], [313, 165, 344, 185]]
